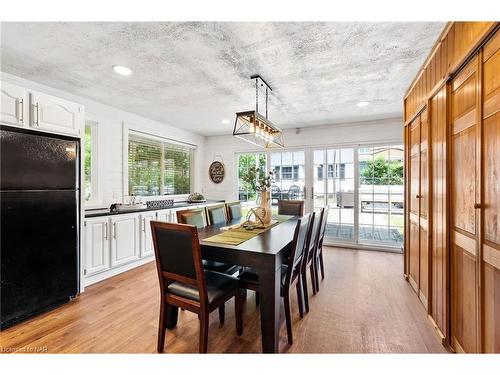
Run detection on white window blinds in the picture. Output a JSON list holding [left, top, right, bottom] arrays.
[[128, 133, 192, 196]]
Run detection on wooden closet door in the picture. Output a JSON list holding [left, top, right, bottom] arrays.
[[481, 32, 500, 353], [450, 55, 480, 353], [408, 116, 421, 293], [419, 109, 430, 308]]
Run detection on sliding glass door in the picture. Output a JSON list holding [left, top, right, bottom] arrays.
[[235, 144, 404, 250], [313, 148, 355, 243]]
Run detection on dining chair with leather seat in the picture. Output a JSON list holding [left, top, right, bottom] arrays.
[[225, 201, 243, 221], [277, 200, 304, 216], [177, 208, 240, 275], [150, 221, 243, 353], [237, 214, 312, 345], [205, 203, 228, 225]]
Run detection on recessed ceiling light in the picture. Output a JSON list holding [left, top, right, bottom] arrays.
[[112, 65, 132, 76], [221, 119, 230, 124], [356, 101, 370, 107]]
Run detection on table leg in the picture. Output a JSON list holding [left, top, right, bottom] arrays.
[[165, 305, 179, 329], [258, 261, 281, 353]]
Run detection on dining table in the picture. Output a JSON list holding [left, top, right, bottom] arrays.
[[163, 215, 301, 353]]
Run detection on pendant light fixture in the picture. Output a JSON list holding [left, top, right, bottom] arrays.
[[232, 75, 284, 148]]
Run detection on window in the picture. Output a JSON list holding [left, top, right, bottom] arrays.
[[282, 166, 293, 180], [84, 121, 99, 205], [317, 165, 323, 180], [128, 132, 192, 197]]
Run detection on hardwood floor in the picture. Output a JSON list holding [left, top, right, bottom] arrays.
[[0, 247, 447, 353]]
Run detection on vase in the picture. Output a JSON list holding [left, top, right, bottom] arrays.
[[258, 190, 273, 225]]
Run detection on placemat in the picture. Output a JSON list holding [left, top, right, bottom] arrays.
[[203, 214, 293, 246]]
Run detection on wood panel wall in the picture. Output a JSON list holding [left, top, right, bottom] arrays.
[[404, 22, 500, 353]]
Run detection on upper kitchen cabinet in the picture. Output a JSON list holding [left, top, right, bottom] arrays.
[[1, 81, 29, 128], [30, 90, 82, 137]]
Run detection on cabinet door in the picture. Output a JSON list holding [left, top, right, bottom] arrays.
[[84, 218, 110, 276], [419, 109, 430, 308], [481, 33, 500, 353], [1, 81, 28, 127], [156, 209, 172, 223], [30, 91, 82, 136], [451, 55, 480, 353], [110, 215, 140, 267], [408, 116, 421, 293], [140, 212, 156, 258]]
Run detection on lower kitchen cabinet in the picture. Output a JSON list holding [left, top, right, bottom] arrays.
[[139, 212, 156, 258], [110, 214, 140, 268], [84, 217, 111, 277]]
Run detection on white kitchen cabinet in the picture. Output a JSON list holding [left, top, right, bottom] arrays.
[[139, 212, 156, 258], [110, 214, 140, 267], [156, 209, 173, 223], [1, 81, 28, 128], [84, 217, 111, 276], [30, 90, 82, 136]]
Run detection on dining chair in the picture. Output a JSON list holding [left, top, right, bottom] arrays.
[[301, 208, 324, 312], [205, 203, 228, 225], [225, 201, 243, 221], [177, 208, 240, 275], [299, 210, 318, 313], [238, 214, 312, 345], [150, 221, 243, 353], [315, 206, 328, 284], [277, 199, 304, 216], [176, 207, 208, 228]]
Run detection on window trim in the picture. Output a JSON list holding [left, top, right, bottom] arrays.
[[123, 126, 196, 202], [83, 119, 102, 208]]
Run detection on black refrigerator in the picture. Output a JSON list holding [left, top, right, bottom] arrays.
[[1, 125, 80, 329]]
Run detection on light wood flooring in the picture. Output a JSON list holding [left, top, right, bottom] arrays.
[[0, 247, 447, 353]]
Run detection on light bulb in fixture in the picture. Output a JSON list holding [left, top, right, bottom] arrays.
[[112, 65, 132, 76], [356, 101, 370, 107]]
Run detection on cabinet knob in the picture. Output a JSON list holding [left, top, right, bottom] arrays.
[[474, 203, 481, 209], [416, 194, 422, 199]]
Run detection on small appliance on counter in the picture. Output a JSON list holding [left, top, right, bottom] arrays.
[[109, 202, 147, 213], [187, 192, 206, 203]]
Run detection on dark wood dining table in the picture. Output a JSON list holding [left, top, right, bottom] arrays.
[[163, 216, 299, 353]]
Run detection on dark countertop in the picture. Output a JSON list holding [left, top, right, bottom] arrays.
[[85, 200, 225, 218]]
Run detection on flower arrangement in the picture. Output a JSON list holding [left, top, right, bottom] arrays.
[[241, 167, 276, 192]]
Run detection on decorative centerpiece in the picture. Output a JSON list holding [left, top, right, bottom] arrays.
[[187, 192, 206, 203], [241, 167, 275, 226]]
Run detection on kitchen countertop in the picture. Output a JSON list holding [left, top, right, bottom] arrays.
[[85, 200, 225, 218]]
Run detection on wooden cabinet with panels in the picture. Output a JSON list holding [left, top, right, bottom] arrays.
[[450, 55, 481, 353], [0, 81, 28, 127], [407, 109, 430, 308], [404, 24, 500, 352], [481, 31, 500, 353]]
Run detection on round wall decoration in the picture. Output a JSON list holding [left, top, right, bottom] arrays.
[[209, 160, 225, 184]]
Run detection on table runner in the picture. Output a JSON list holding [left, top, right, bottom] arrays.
[[203, 215, 293, 246]]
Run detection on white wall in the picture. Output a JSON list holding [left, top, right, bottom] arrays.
[[1, 72, 206, 208], [201, 118, 403, 202]]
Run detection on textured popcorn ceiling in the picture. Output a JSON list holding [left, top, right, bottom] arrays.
[[0, 22, 444, 135]]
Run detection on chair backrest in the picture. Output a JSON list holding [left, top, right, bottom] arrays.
[[278, 199, 304, 216], [315, 206, 328, 256], [284, 213, 311, 287], [205, 203, 228, 225], [225, 201, 242, 221], [176, 208, 207, 229], [301, 211, 317, 271], [150, 221, 208, 303], [288, 185, 301, 199]]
